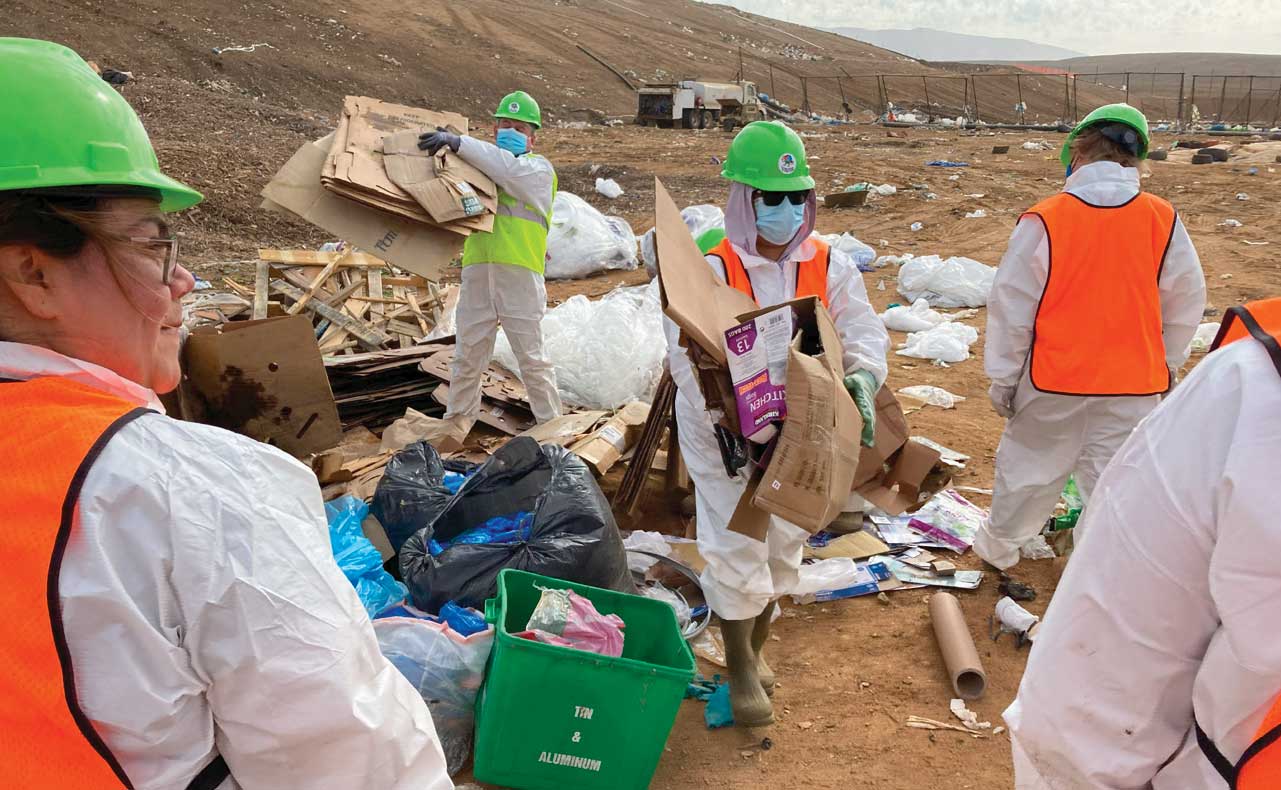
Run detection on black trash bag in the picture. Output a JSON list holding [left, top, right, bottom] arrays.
[[399, 436, 633, 612], [371, 441, 457, 553]]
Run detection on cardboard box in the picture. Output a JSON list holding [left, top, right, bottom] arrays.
[[381, 130, 497, 227], [178, 315, 342, 458], [262, 134, 463, 281], [569, 401, 651, 475], [724, 305, 792, 443]]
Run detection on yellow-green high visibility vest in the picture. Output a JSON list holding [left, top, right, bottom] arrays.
[[461, 156, 557, 275]]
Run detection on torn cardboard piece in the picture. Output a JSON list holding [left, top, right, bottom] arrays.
[[519, 411, 609, 445], [569, 401, 651, 475], [261, 134, 462, 280], [381, 130, 497, 226], [179, 315, 342, 458], [380, 407, 467, 453]]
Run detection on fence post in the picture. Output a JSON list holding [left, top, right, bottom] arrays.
[[1273, 85, 1281, 129], [878, 74, 888, 116], [971, 76, 981, 124], [1245, 76, 1254, 126], [801, 77, 810, 116], [768, 64, 775, 99], [1218, 77, 1228, 122], [921, 76, 933, 122], [1124, 72, 1131, 106], [1016, 73, 1025, 123], [1177, 73, 1186, 130]]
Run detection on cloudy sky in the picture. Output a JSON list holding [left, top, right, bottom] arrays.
[[705, 0, 1281, 55]]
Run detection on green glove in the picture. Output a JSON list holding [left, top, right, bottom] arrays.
[[843, 370, 878, 448]]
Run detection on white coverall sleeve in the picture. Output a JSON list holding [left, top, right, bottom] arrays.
[[826, 248, 890, 387], [457, 135, 554, 216], [1003, 347, 1246, 789], [1158, 217, 1207, 370], [174, 435, 452, 789], [984, 216, 1049, 389]]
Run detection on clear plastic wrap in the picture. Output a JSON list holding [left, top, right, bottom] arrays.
[[896, 322, 980, 364], [897, 255, 997, 308], [880, 298, 949, 332], [494, 280, 666, 409], [817, 232, 876, 269], [545, 191, 638, 279], [640, 204, 724, 277]]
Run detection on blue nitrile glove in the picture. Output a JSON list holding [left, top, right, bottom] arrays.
[[843, 370, 878, 448], [417, 127, 461, 155]]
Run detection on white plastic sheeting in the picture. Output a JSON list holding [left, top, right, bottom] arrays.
[[897, 255, 996, 308], [640, 204, 724, 277], [545, 192, 638, 280], [898, 385, 967, 409], [896, 322, 980, 364], [817, 232, 876, 268], [881, 298, 949, 332], [595, 177, 624, 198], [493, 281, 666, 409], [1188, 321, 1221, 355]]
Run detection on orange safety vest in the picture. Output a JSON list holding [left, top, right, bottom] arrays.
[[1197, 298, 1281, 789], [1024, 191, 1177, 396], [0, 376, 228, 790], [707, 236, 831, 309]]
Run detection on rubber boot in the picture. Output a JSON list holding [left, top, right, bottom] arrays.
[[721, 617, 775, 727], [752, 602, 776, 696]]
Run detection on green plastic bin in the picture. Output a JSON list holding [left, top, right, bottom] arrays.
[[473, 569, 696, 790]]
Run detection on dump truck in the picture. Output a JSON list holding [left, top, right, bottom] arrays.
[[636, 80, 763, 130]]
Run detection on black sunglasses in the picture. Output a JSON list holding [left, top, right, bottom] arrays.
[[757, 190, 809, 207]]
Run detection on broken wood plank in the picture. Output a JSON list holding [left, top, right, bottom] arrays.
[[270, 279, 391, 350], [383, 275, 433, 289], [366, 268, 385, 324], [406, 286, 431, 335], [258, 249, 389, 268], [222, 277, 254, 298], [287, 253, 346, 316], [253, 261, 270, 320]]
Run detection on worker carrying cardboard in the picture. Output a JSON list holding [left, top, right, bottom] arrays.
[[419, 91, 562, 429], [663, 121, 889, 727], [0, 38, 452, 789], [1005, 299, 1281, 789], [974, 103, 1206, 570]]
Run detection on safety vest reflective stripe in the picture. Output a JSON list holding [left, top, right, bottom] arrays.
[[0, 377, 150, 789], [1026, 191, 1176, 396], [461, 156, 557, 275], [1198, 298, 1281, 788], [708, 236, 831, 309]]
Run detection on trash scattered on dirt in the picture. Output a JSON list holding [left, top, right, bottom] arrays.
[[898, 385, 967, 409], [817, 231, 877, 269], [910, 221, 924, 231], [998, 574, 1037, 602], [991, 596, 1041, 648], [1019, 534, 1057, 560], [897, 322, 979, 364], [212, 42, 276, 55], [1236, 193, 1249, 201], [906, 715, 990, 738], [595, 177, 624, 198], [1188, 322, 1221, 354], [546, 192, 638, 279], [897, 255, 996, 308], [950, 698, 992, 730], [1219, 219, 1243, 227], [881, 298, 948, 332], [964, 210, 987, 219], [926, 160, 970, 168], [929, 592, 987, 699]]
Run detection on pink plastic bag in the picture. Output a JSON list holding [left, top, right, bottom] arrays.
[[515, 587, 625, 657]]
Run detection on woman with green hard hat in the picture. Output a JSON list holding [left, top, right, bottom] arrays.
[[0, 38, 452, 789], [419, 90, 563, 434], [975, 103, 1206, 572], [663, 120, 889, 727]]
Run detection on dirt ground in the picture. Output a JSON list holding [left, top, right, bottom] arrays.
[[442, 124, 1276, 790]]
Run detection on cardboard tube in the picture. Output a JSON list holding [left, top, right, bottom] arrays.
[[929, 592, 987, 700]]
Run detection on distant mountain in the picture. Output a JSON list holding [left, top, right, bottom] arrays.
[[831, 27, 1084, 63]]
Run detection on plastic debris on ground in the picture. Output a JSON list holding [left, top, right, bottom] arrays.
[[1219, 218, 1243, 227], [910, 221, 924, 232], [874, 253, 915, 268], [817, 231, 877, 270], [881, 298, 948, 332], [926, 160, 969, 167], [993, 596, 1041, 646], [544, 191, 637, 279], [885, 556, 982, 589], [428, 511, 534, 556], [516, 585, 626, 657], [898, 385, 966, 409], [964, 210, 987, 219], [638, 583, 692, 632], [325, 496, 407, 617], [1022, 141, 1053, 151], [908, 490, 988, 552], [950, 699, 993, 731], [373, 610, 493, 775], [686, 676, 733, 729], [691, 626, 727, 667], [911, 435, 970, 469], [898, 255, 997, 308], [623, 530, 673, 573], [395, 437, 632, 611], [1019, 534, 1057, 560], [791, 558, 890, 604], [999, 573, 1037, 602], [1189, 322, 1221, 354], [897, 322, 980, 364], [594, 177, 624, 198], [1236, 193, 1249, 201], [640, 204, 723, 277], [494, 281, 665, 409]]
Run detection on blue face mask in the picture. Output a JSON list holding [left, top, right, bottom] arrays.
[[496, 127, 528, 156], [753, 197, 806, 245]]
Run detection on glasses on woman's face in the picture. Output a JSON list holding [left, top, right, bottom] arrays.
[[756, 190, 809, 207], [128, 236, 180, 285]]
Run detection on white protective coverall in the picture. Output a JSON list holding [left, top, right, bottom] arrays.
[[975, 161, 1206, 569], [446, 135, 562, 423], [1005, 337, 1281, 789], [0, 342, 453, 790], [664, 236, 889, 621]]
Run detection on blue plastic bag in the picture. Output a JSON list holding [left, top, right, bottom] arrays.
[[428, 511, 535, 557], [325, 496, 407, 617]]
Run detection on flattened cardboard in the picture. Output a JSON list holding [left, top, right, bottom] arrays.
[[569, 401, 651, 475], [519, 411, 609, 445], [808, 531, 890, 561], [261, 135, 462, 280], [180, 315, 342, 458], [381, 131, 497, 227]]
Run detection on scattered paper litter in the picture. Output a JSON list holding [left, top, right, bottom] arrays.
[[906, 715, 989, 738], [898, 385, 966, 409]]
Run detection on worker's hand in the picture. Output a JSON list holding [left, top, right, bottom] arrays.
[[417, 127, 461, 155], [843, 370, 878, 448], [989, 383, 1017, 419]]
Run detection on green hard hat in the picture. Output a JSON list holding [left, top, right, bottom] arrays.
[[721, 121, 815, 191], [494, 90, 542, 129], [695, 226, 726, 254], [1061, 103, 1151, 167], [0, 38, 202, 212]]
